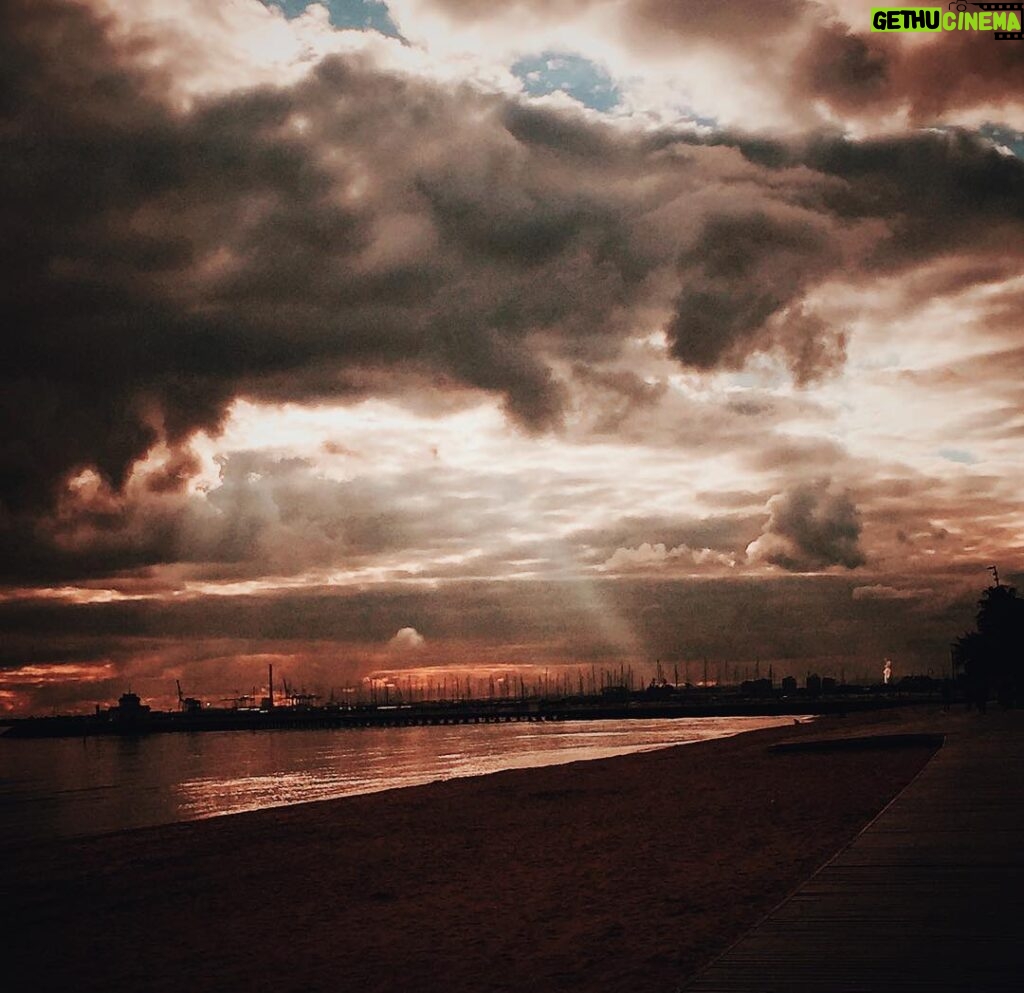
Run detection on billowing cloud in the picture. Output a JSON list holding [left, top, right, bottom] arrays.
[[5, 0, 1024, 525], [392, 0, 1024, 129], [667, 208, 845, 381], [602, 542, 736, 572], [2, 0, 1023, 714], [388, 626, 426, 650], [795, 21, 1024, 128], [0, 452, 414, 583], [746, 480, 865, 572]]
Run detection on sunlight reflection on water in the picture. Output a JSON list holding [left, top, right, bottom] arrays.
[[1, 717, 795, 844]]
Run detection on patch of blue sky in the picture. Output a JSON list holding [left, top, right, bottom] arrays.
[[978, 123, 1024, 159], [938, 448, 978, 465], [511, 52, 621, 113], [266, 0, 401, 38]]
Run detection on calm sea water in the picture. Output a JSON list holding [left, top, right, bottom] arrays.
[[0, 716, 795, 846]]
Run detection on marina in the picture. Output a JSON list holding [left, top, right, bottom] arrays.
[[1, 659, 940, 740]]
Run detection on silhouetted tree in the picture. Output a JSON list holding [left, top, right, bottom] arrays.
[[955, 579, 1024, 709], [976, 582, 1024, 707], [953, 629, 988, 711]]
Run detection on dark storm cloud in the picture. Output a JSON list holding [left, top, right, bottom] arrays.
[[666, 126, 1024, 258], [1, 0, 625, 513], [794, 25, 891, 114], [667, 209, 843, 379], [747, 480, 865, 572], [795, 22, 1024, 125], [2, 0, 319, 512], [802, 130, 1024, 268], [656, 118, 1024, 400], [5, 0, 1024, 541], [656, 126, 1024, 328]]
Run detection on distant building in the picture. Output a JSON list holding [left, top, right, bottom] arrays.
[[740, 678, 773, 698], [114, 691, 147, 713], [781, 676, 797, 694], [806, 674, 822, 697], [108, 691, 151, 723]]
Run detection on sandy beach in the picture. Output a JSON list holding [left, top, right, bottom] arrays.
[[6, 710, 941, 993]]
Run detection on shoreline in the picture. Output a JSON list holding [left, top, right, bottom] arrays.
[[7, 709, 945, 993], [1, 715, 801, 846]]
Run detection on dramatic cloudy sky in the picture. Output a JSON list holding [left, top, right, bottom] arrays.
[[2, 0, 1023, 713]]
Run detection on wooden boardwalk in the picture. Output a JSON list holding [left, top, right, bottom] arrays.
[[682, 711, 1024, 992]]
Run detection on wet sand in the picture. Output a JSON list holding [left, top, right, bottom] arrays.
[[6, 710, 940, 993]]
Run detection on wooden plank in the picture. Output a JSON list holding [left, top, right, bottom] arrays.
[[681, 711, 1024, 993]]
